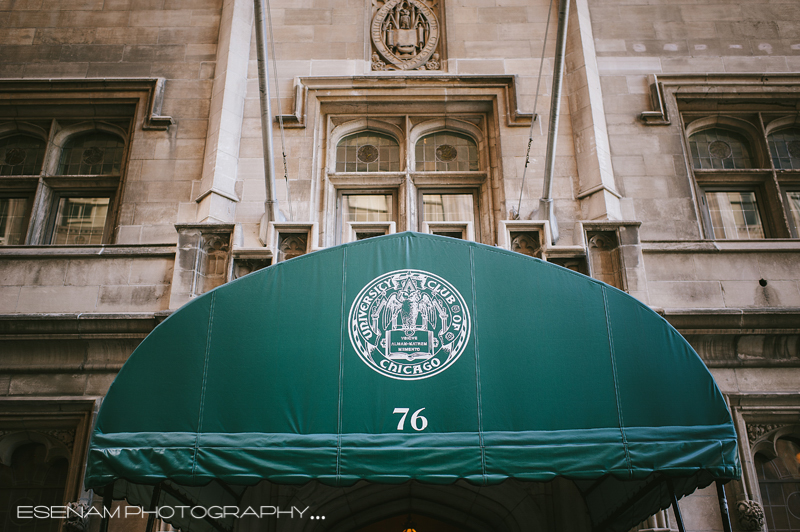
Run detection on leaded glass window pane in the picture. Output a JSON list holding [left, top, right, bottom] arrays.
[[415, 132, 479, 171], [58, 132, 125, 175], [422, 193, 475, 223], [336, 132, 400, 172], [0, 135, 46, 176], [341, 194, 393, 242], [0, 198, 29, 245], [787, 191, 800, 236], [52, 196, 109, 245], [705, 191, 765, 239], [342, 194, 393, 223], [756, 438, 800, 532], [769, 129, 800, 170], [689, 128, 754, 169]]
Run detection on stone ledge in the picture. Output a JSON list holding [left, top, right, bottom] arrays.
[[0, 244, 176, 258], [662, 308, 800, 333], [727, 393, 800, 408], [0, 312, 171, 339], [642, 240, 800, 253], [661, 308, 800, 368]]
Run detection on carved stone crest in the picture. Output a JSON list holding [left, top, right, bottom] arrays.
[[737, 500, 765, 531], [371, 0, 440, 71]]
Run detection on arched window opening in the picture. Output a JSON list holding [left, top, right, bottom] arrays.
[[769, 128, 800, 170], [336, 132, 400, 172], [0, 134, 46, 176], [0, 442, 69, 532], [58, 132, 125, 175], [415, 131, 478, 171], [689, 128, 754, 170], [755, 437, 800, 532]]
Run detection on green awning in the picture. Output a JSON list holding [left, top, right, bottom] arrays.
[[84, 232, 739, 531]]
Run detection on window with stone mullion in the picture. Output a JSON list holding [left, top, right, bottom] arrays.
[[686, 114, 800, 239], [0, 120, 129, 246]]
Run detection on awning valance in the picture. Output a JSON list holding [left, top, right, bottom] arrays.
[[84, 232, 739, 532]]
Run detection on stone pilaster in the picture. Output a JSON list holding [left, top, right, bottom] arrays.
[[195, 0, 253, 223], [169, 224, 234, 309], [566, 0, 622, 221]]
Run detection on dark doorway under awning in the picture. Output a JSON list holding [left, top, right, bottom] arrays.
[[84, 232, 739, 532]]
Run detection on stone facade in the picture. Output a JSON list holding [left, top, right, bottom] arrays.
[[1, 0, 799, 531]]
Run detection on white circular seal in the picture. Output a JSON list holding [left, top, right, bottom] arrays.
[[349, 269, 470, 380]]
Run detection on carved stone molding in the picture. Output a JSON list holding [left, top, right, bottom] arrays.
[[42, 429, 76, 453], [232, 258, 271, 280], [279, 234, 308, 261], [277, 76, 534, 129], [64, 501, 90, 532], [747, 423, 784, 443], [510, 231, 542, 258], [640, 73, 800, 126], [371, 0, 442, 71], [171, 224, 234, 307], [0, 78, 173, 131], [587, 231, 623, 290], [681, 334, 800, 368], [737, 500, 766, 532]]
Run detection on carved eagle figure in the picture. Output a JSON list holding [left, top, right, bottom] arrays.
[[370, 277, 443, 337]]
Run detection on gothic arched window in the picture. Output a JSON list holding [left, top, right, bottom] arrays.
[[336, 132, 400, 172], [0, 135, 44, 245], [768, 128, 800, 170], [57, 131, 125, 175], [415, 131, 478, 171], [0, 134, 46, 176], [755, 437, 800, 532], [689, 128, 754, 170]]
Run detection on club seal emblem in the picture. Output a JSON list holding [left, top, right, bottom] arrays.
[[349, 269, 470, 380], [371, 0, 440, 71]]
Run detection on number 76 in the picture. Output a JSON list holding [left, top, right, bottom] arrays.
[[393, 408, 428, 431]]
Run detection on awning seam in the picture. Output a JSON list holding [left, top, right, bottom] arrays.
[[603, 286, 632, 476], [336, 247, 347, 485], [192, 291, 215, 479], [469, 246, 487, 484]]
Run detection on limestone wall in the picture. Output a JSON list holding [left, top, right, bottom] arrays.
[[0, 252, 174, 313], [0, 0, 222, 245]]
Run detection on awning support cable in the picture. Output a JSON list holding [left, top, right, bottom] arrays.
[[512, 0, 554, 220], [265, 0, 293, 220]]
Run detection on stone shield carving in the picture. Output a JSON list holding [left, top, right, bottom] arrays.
[[371, 0, 439, 71]]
